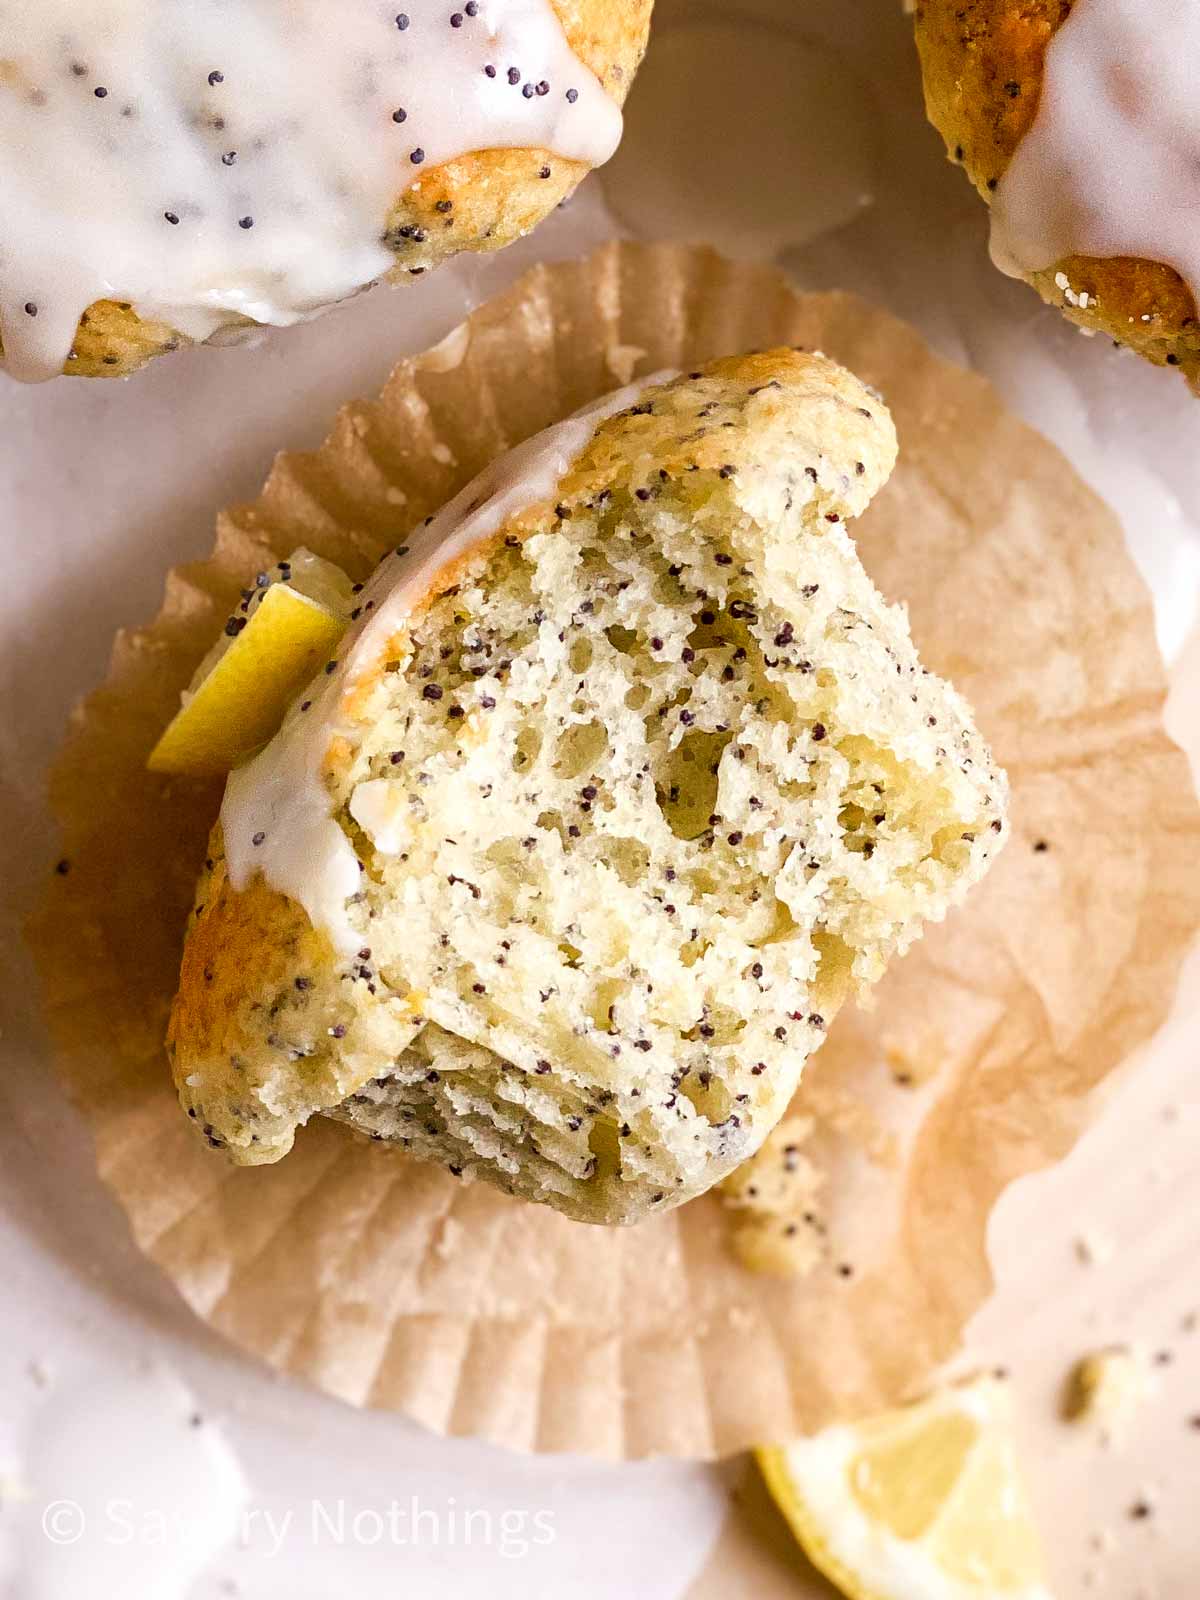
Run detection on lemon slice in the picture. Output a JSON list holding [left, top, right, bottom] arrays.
[[149, 549, 354, 777], [757, 1376, 1053, 1600]]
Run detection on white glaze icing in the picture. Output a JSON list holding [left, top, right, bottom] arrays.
[[0, 0, 622, 382], [12, 1366, 247, 1600], [222, 371, 675, 953], [990, 0, 1200, 306]]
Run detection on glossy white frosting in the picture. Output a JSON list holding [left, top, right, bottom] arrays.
[[0, 0, 622, 381], [990, 0, 1200, 309], [222, 372, 675, 953]]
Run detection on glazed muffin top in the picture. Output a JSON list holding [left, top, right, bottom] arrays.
[[0, 0, 651, 381], [915, 0, 1200, 385]]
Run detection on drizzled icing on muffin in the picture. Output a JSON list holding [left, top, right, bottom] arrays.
[[990, 0, 1200, 307], [0, 0, 621, 381], [222, 374, 671, 952]]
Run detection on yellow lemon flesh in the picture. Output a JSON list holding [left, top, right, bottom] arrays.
[[756, 1376, 1053, 1600], [148, 550, 353, 777]]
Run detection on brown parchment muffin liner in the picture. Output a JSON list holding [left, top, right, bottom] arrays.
[[28, 243, 1200, 1461]]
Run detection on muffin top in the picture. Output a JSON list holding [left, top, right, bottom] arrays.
[[915, 0, 1200, 383], [0, 0, 647, 380]]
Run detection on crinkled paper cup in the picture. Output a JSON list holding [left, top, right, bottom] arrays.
[[29, 242, 1200, 1459]]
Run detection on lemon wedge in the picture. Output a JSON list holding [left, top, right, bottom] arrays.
[[149, 549, 354, 777], [757, 1375, 1052, 1600]]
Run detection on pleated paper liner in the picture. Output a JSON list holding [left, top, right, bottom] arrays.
[[29, 243, 1200, 1460]]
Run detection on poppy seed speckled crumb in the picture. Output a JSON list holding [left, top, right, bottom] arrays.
[[168, 350, 1008, 1225]]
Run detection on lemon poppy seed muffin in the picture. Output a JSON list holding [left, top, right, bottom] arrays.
[[914, 0, 1200, 385], [167, 350, 1008, 1224], [0, 0, 651, 381]]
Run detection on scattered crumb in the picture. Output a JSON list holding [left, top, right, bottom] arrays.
[[1075, 1230, 1114, 1267], [430, 441, 456, 466], [1063, 1346, 1153, 1441], [1090, 1528, 1117, 1555], [385, 486, 409, 507], [604, 342, 647, 385], [26, 1358, 51, 1389], [719, 1066, 905, 1276], [418, 321, 471, 373], [719, 1114, 826, 1277]]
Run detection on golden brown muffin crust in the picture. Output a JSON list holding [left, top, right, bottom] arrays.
[[11, 0, 652, 379], [914, 0, 1200, 384]]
